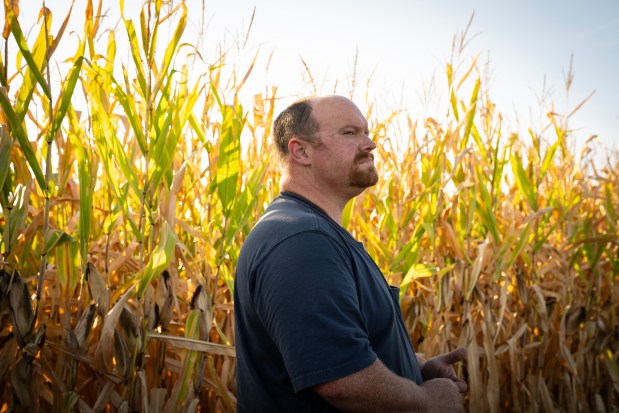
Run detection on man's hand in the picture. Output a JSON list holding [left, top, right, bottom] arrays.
[[420, 347, 467, 393], [420, 378, 464, 413]]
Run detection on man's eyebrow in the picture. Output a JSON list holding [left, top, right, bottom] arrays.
[[338, 123, 368, 131]]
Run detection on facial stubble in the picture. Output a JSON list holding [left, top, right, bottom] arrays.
[[350, 154, 378, 188]]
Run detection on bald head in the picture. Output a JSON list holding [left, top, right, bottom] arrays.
[[272, 96, 360, 158]]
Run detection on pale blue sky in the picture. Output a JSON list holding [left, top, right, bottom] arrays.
[[7, 1, 619, 155], [206, 0, 618, 154]]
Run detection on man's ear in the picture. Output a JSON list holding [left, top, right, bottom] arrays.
[[288, 137, 311, 165]]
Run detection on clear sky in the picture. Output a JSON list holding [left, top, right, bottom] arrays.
[[7, 0, 619, 156], [202, 0, 619, 155]]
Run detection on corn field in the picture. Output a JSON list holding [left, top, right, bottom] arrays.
[[0, 1, 617, 412]]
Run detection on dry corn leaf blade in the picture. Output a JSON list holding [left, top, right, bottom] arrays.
[[467, 238, 489, 300], [8, 270, 35, 347], [482, 318, 500, 413], [155, 270, 174, 330], [86, 262, 110, 316], [94, 286, 134, 372], [147, 332, 235, 357], [74, 303, 97, 350]]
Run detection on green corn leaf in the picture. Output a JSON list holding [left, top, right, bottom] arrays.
[[139, 7, 149, 60], [342, 197, 355, 229], [150, 79, 201, 191], [13, 23, 48, 121], [450, 89, 459, 122], [42, 229, 75, 255], [151, 3, 186, 98], [540, 138, 560, 179], [492, 141, 509, 202], [0, 47, 7, 87], [77, 150, 97, 268], [3, 185, 29, 260], [85, 80, 140, 238], [48, 54, 84, 144], [145, 4, 161, 66], [604, 185, 617, 230], [115, 67, 146, 154], [404, 224, 426, 270], [0, 127, 11, 191], [508, 207, 553, 269], [9, 10, 51, 99], [222, 163, 267, 250], [104, 29, 117, 77], [162, 309, 201, 411], [355, 217, 392, 262], [189, 113, 208, 149], [123, 19, 147, 96], [510, 152, 537, 210], [136, 222, 177, 298], [0, 89, 46, 190], [532, 221, 558, 253], [86, 72, 141, 199], [446, 63, 454, 89], [461, 77, 480, 149], [85, 0, 95, 56], [216, 105, 243, 215], [67, 107, 96, 272], [402, 263, 436, 283], [475, 201, 500, 244]]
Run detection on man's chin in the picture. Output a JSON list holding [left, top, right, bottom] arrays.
[[351, 171, 379, 188]]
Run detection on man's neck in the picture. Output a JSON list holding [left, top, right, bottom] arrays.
[[281, 176, 347, 225]]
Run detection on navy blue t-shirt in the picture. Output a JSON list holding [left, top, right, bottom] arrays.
[[234, 192, 423, 412]]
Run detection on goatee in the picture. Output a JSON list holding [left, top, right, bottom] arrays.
[[350, 154, 378, 187]]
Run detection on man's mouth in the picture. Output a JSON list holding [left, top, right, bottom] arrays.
[[356, 154, 374, 164]]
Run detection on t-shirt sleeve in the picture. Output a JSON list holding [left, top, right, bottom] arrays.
[[252, 230, 378, 392]]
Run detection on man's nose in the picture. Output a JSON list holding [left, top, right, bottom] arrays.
[[364, 134, 377, 151]]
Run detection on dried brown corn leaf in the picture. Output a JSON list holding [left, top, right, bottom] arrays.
[[603, 349, 619, 395], [537, 376, 556, 412], [132, 369, 148, 412], [86, 262, 110, 317], [113, 330, 131, 380], [185, 398, 199, 413], [147, 332, 235, 357], [482, 319, 500, 413], [118, 306, 140, 353], [191, 284, 212, 341], [0, 337, 17, 385], [155, 270, 174, 331], [0, 269, 11, 331], [149, 388, 167, 412], [466, 334, 483, 413], [8, 270, 35, 347], [595, 393, 607, 413], [74, 304, 97, 350], [11, 354, 40, 411], [94, 287, 133, 372], [92, 380, 116, 412]]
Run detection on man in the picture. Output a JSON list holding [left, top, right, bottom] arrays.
[[234, 95, 467, 412]]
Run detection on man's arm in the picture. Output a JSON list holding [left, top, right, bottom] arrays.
[[420, 347, 468, 393], [313, 359, 463, 413]]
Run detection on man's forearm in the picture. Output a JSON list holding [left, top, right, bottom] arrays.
[[313, 359, 460, 413]]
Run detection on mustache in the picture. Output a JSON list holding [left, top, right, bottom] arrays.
[[354, 152, 374, 162]]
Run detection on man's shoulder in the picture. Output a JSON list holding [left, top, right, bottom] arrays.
[[253, 195, 331, 238], [243, 194, 347, 254]]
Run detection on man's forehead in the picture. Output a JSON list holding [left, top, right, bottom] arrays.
[[310, 96, 366, 126]]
